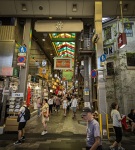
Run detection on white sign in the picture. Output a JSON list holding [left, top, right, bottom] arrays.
[[42, 60, 47, 67], [18, 53, 26, 56], [17, 63, 25, 66], [84, 102, 90, 108], [12, 93, 24, 97]]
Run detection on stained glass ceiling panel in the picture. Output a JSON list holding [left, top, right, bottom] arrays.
[[50, 33, 76, 59]]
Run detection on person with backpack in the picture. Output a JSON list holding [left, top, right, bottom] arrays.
[[14, 101, 30, 145]]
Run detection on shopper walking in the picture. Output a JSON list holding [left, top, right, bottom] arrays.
[[62, 96, 68, 117], [48, 96, 53, 115], [14, 101, 28, 145], [71, 95, 78, 119], [37, 97, 41, 117], [81, 107, 102, 150], [109, 102, 125, 150], [55, 96, 61, 113], [41, 99, 49, 135]]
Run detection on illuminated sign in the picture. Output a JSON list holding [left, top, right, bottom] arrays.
[[54, 57, 72, 70]]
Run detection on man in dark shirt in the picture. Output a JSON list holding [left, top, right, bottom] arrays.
[[128, 109, 135, 133]]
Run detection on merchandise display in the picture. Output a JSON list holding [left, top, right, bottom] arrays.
[[7, 97, 23, 114]]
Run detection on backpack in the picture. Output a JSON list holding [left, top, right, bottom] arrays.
[[23, 106, 31, 121]]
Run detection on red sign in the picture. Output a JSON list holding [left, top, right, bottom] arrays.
[[91, 70, 97, 78], [118, 33, 127, 49], [17, 56, 26, 63], [54, 58, 72, 70]]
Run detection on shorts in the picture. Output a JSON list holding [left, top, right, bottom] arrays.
[[42, 116, 49, 123], [63, 105, 67, 109], [72, 107, 77, 112], [18, 122, 26, 130], [56, 105, 60, 110]]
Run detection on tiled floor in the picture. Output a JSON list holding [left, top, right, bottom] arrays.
[[0, 108, 135, 150]]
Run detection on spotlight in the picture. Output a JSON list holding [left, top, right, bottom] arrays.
[[123, 4, 128, 11], [22, 4, 27, 11], [72, 4, 77, 12]]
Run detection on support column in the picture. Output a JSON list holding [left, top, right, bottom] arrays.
[[18, 19, 31, 99], [83, 55, 91, 108], [95, 1, 107, 137]]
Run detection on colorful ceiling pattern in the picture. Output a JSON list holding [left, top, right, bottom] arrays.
[[50, 33, 76, 58]]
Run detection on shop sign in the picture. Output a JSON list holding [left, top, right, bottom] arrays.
[[84, 88, 89, 95], [0, 67, 13, 76], [19, 46, 27, 53], [13, 68, 19, 77], [18, 53, 26, 56], [84, 102, 90, 108], [54, 57, 72, 70], [118, 33, 127, 49], [42, 68, 46, 74], [12, 93, 24, 97], [3, 90, 9, 95]]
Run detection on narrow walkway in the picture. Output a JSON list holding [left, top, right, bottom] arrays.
[[0, 108, 135, 149], [26, 108, 86, 134]]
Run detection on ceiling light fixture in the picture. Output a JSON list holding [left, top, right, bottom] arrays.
[[72, 4, 77, 12], [42, 38, 45, 41], [49, 17, 53, 19], [22, 4, 27, 11], [123, 4, 128, 11]]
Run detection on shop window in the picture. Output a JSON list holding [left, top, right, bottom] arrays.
[[0, 17, 15, 26], [126, 53, 135, 66], [107, 62, 114, 76], [104, 44, 114, 56], [124, 23, 134, 37], [104, 26, 112, 40]]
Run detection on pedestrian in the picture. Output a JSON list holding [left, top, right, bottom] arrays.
[[55, 96, 61, 113], [81, 107, 102, 150], [109, 102, 125, 150], [41, 99, 49, 135], [48, 96, 53, 115], [71, 95, 78, 119], [128, 109, 135, 134], [37, 97, 41, 117], [62, 96, 68, 117], [14, 101, 28, 145]]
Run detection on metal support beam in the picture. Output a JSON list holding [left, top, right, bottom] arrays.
[[18, 19, 31, 99], [95, 1, 107, 138], [83, 55, 91, 108]]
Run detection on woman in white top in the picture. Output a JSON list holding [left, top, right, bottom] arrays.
[[62, 96, 68, 117], [109, 102, 125, 150], [71, 95, 78, 119], [48, 96, 53, 115]]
